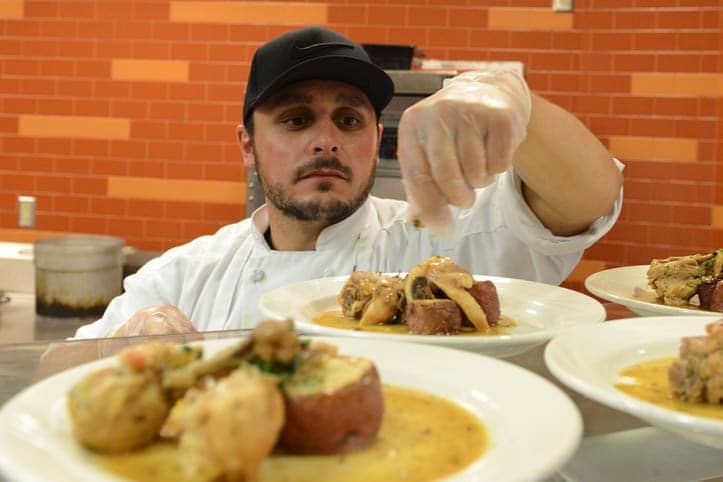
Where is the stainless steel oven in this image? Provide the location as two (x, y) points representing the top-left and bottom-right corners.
(244, 70), (455, 216)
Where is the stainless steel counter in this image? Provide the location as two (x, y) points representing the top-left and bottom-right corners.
(0, 291), (93, 344)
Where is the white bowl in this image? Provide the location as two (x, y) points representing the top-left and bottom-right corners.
(0, 336), (582, 482)
(259, 274), (606, 358)
(545, 315), (723, 449)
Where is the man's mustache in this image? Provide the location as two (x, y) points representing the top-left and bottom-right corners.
(294, 157), (352, 181)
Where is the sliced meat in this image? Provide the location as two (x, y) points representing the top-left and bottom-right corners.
(709, 281), (723, 313)
(467, 281), (500, 327)
(406, 256), (489, 330)
(405, 299), (462, 335)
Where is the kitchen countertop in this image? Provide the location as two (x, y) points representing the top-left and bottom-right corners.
(0, 291), (93, 344)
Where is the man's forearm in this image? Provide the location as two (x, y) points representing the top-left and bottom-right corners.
(514, 93), (622, 236)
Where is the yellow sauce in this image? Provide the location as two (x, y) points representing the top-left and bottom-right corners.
(615, 356), (723, 420)
(313, 310), (513, 336)
(97, 385), (488, 482)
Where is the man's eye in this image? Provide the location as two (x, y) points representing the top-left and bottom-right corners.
(337, 116), (361, 129)
(282, 116), (309, 128)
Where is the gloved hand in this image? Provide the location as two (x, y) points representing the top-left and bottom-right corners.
(109, 304), (198, 337)
(397, 69), (532, 237)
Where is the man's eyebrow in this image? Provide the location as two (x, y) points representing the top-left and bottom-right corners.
(268, 92), (312, 109)
(336, 93), (367, 107)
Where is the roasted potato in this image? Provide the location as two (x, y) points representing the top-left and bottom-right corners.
(67, 366), (169, 453)
(279, 353), (383, 454)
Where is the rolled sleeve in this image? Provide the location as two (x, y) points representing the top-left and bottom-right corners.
(497, 159), (624, 257)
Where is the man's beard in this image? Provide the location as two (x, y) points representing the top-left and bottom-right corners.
(256, 152), (376, 225)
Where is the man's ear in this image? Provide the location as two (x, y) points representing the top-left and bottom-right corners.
(237, 124), (255, 168)
(375, 122), (384, 166)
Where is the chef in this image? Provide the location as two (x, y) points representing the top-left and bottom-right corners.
(75, 26), (623, 338)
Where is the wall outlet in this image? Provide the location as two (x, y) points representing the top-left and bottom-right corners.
(552, 0), (573, 12)
(17, 196), (35, 228)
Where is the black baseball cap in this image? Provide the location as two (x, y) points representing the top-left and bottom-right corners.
(243, 26), (395, 125)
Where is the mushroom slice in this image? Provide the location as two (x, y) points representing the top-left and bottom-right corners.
(360, 276), (405, 325)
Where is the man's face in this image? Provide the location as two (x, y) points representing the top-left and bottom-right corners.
(243, 80), (382, 224)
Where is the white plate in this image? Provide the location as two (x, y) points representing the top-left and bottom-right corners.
(259, 275), (605, 358)
(585, 265), (711, 317)
(544, 315), (723, 449)
(0, 337), (582, 482)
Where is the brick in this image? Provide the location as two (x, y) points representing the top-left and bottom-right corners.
(611, 96), (654, 116)
(39, 59), (75, 76)
(508, 31), (553, 50)
(70, 215), (109, 234)
(72, 177), (108, 195)
(36, 214), (71, 232)
(488, 7), (573, 30)
(129, 161), (165, 178)
(110, 100), (147, 118)
(16, 156), (53, 172)
(168, 83), (206, 101)
(73, 139), (109, 157)
(132, 1), (168, 21)
(130, 42), (171, 60)
(90, 198), (127, 216)
(149, 102), (187, 121)
(186, 142), (223, 161)
(148, 141), (184, 160)
(190, 24), (229, 42)
(54, 157), (91, 174)
(39, 20), (77, 38)
(203, 203), (244, 221)
(55, 196), (90, 213)
(227, 24), (268, 42)
(36, 98), (74, 115)
(168, 122), (205, 141)
(429, 28), (470, 47)
(0, 98), (37, 114)
(130, 82), (168, 100)
(152, 23), (189, 42)
(170, 42), (208, 61)
(169, 1), (327, 26)
(37, 175), (71, 193)
(656, 9), (701, 29)
(24, 1), (58, 18)
(130, 121), (166, 139)
(166, 162), (204, 179)
(408, 7), (448, 27)
(329, 5), (368, 25)
(469, 30), (510, 49)
(165, 201), (203, 220)
(91, 158), (127, 176)
(204, 163), (243, 182)
(73, 99), (111, 117)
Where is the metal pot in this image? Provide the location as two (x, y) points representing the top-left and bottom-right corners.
(34, 235), (124, 317)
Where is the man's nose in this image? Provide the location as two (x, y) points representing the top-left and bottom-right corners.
(312, 119), (339, 154)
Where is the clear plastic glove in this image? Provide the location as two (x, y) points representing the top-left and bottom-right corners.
(397, 70), (532, 237)
(109, 304), (198, 337)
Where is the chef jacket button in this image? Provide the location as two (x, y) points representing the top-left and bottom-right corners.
(251, 269), (265, 282)
(322, 269), (334, 277)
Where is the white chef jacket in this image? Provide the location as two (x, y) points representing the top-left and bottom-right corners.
(75, 164), (623, 339)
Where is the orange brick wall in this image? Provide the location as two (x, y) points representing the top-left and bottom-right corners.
(0, 0), (721, 291)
